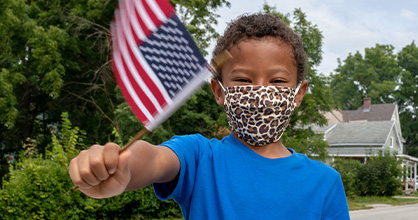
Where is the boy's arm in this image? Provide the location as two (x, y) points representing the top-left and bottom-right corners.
(125, 140), (180, 190)
(69, 141), (180, 199)
(322, 176), (350, 220)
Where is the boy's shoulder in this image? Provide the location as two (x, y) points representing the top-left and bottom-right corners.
(293, 151), (340, 178)
(160, 133), (220, 153)
(168, 133), (208, 142)
(164, 133), (231, 146)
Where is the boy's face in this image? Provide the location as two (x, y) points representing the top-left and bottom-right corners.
(211, 37), (307, 107)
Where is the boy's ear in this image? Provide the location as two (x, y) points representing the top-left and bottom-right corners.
(211, 78), (224, 106)
(295, 80), (308, 107)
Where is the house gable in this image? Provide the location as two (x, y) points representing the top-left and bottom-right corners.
(311, 98), (406, 156)
(318, 98), (418, 192)
(342, 103), (396, 122)
(326, 121), (394, 146)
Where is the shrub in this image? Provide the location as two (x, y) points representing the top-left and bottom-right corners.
(0, 112), (94, 219)
(332, 158), (362, 197)
(355, 150), (402, 196)
(0, 113), (181, 219)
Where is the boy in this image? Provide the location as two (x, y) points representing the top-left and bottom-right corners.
(69, 14), (350, 219)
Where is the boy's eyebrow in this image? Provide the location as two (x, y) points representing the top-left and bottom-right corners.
(267, 68), (292, 76)
(230, 68), (253, 75)
(230, 68), (292, 76)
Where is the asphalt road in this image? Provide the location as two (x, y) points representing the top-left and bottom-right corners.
(350, 203), (418, 220)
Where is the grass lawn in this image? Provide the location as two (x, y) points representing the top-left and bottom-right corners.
(347, 192), (418, 211)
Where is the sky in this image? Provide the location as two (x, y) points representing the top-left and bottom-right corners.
(205, 0), (418, 76)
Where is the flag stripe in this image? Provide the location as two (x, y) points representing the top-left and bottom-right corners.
(142, 0), (163, 28)
(133, 48), (173, 106)
(121, 0), (171, 107)
(133, 0), (157, 33)
(125, 37), (168, 109)
(121, 54), (158, 116)
(129, 22), (141, 45)
(119, 1), (166, 112)
(144, 0), (167, 22)
(126, 0), (145, 43)
(112, 61), (149, 125)
(112, 31), (149, 125)
(133, 1), (153, 38)
(114, 27), (154, 122)
(153, 0), (174, 18)
(115, 4), (157, 120)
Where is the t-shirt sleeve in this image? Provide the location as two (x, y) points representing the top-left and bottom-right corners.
(153, 134), (204, 203)
(321, 175), (350, 220)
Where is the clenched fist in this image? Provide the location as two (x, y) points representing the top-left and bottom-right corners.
(69, 143), (131, 198)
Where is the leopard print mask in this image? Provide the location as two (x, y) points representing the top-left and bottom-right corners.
(219, 82), (301, 146)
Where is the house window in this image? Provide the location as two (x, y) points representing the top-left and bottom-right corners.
(390, 137), (394, 148)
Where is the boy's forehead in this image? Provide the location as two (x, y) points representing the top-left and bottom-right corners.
(222, 37), (298, 83)
(229, 36), (289, 49)
(228, 37), (295, 62)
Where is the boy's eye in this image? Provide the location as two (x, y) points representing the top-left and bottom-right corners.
(272, 79), (286, 84)
(235, 78), (251, 83)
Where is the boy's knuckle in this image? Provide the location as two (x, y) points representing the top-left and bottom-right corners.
(97, 173), (109, 181)
(79, 168), (92, 178)
(90, 157), (103, 168)
(90, 144), (102, 151)
(73, 178), (84, 186)
(69, 158), (77, 166)
(104, 142), (120, 151)
(79, 150), (89, 157)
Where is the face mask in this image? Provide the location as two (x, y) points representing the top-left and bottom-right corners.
(219, 82), (301, 146)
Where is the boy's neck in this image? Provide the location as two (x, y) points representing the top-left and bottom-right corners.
(232, 133), (292, 159)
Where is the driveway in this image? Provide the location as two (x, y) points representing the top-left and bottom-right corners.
(350, 203), (418, 220)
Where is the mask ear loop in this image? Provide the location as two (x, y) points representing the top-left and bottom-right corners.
(295, 82), (302, 95)
(217, 80), (227, 92)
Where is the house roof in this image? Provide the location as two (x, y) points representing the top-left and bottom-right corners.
(342, 103), (395, 122)
(327, 146), (382, 155)
(309, 123), (336, 134)
(324, 121), (394, 146)
(323, 110), (343, 123)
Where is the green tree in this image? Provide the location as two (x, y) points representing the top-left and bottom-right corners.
(262, 4), (333, 159)
(173, 0), (230, 56)
(396, 41), (418, 157)
(329, 41), (417, 157)
(0, 0), (229, 185)
(0, 0), (95, 184)
(330, 44), (401, 110)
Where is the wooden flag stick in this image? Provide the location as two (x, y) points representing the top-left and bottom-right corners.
(120, 127), (150, 152)
(210, 50), (233, 76)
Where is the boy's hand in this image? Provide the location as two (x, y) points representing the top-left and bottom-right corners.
(69, 143), (131, 198)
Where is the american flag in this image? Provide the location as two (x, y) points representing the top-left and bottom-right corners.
(111, 0), (212, 131)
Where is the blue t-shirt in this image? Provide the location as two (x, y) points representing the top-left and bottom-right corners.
(153, 134), (350, 220)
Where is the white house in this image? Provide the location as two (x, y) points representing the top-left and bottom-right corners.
(312, 98), (418, 192)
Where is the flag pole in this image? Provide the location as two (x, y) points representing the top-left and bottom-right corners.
(210, 50), (233, 78)
(119, 128), (150, 152)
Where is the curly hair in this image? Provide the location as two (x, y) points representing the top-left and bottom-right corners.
(212, 13), (306, 83)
